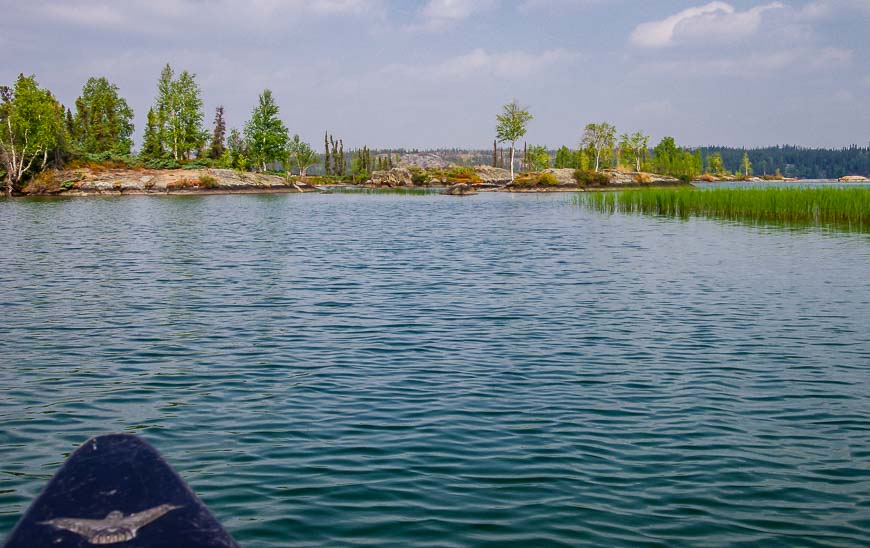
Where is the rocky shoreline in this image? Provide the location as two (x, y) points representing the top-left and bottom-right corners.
(19, 165), (689, 197)
(22, 167), (320, 196)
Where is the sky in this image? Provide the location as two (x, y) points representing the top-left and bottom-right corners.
(1, 0), (869, 150)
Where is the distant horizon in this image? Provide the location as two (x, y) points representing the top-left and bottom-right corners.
(2, 0), (869, 149)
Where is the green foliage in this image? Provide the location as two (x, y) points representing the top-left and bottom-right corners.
(538, 172), (559, 186)
(573, 169), (610, 186)
(287, 134), (318, 176)
(496, 100), (533, 145)
(528, 145), (550, 171)
(698, 145), (870, 179)
(198, 174), (219, 189)
(554, 146), (575, 169)
(140, 108), (163, 161)
(151, 64), (207, 161)
(706, 152), (726, 175)
(741, 152), (753, 177)
(408, 166), (429, 185)
(244, 89), (289, 171)
(574, 187), (870, 229)
(71, 77), (134, 156)
(351, 146), (374, 181)
(446, 166), (481, 183)
(652, 136), (702, 181)
(619, 131), (650, 172)
(582, 122), (617, 172)
(496, 100), (533, 180)
(226, 128), (248, 170)
(0, 74), (66, 193)
(144, 158), (181, 170)
(210, 106), (226, 160)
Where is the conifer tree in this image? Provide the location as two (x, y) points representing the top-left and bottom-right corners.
(209, 106), (226, 160)
(324, 131), (331, 175)
(141, 108), (163, 160)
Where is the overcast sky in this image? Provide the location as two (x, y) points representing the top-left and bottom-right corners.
(1, 0), (868, 150)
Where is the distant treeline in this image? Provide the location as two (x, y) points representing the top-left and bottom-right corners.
(698, 145), (870, 179)
(409, 145), (870, 179)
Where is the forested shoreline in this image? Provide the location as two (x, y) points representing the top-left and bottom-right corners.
(2, 68), (868, 196)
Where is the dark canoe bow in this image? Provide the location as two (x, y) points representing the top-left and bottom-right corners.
(3, 434), (238, 547)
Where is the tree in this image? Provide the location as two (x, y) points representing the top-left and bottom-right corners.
(653, 136), (679, 175)
(324, 131), (331, 175)
(619, 131), (650, 172)
(582, 122), (617, 172)
(71, 77), (134, 155)
(244, 89), (289, 172)
(554, 146), (576, 168)
(209, 106), (226, 160)
(0, 75), (66, 195)
(140, 108), (163, 160)
(227, 128), (248, 170)
(741, 152), (753, 177)
(495, 100), (533, 182)
(150, 64), (206, 161)
(528, 145), (550, 171)
(706, 152), (725, 175)
(287, 134), (318, 177)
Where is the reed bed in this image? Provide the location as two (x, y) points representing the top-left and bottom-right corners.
(573, 186), (870, 230)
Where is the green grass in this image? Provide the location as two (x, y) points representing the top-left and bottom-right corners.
(573, 187), (870, 230)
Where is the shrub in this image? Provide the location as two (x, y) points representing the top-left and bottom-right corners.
(408, 166), (430, 185)
(573, 170), (610, 186)
(446, 166), (481, 184)
(198, 175), (219, 189)
(634, 173), (652, 184)
(538, 172), (559, 186)
(145, 158), (181, 170)
(60, 180), (76, 190)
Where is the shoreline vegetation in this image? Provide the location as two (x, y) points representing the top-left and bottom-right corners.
(2, 67), (870, 199)
(573, 187), (870, 231)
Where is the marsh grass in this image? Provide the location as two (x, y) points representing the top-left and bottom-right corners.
(573, 187), (870, 230)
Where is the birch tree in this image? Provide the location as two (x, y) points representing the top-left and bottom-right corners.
(495, 100), (533, 182)
(619, 131), (650, 172)
(244, 90), (288, 172)
(582, 122), (617, 172)
(287, 134), (318, 178)
(151, 64), (206, 161)
(0, 75), (65, 196)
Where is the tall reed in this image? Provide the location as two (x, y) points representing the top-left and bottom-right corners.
(573, 187), (870, 230)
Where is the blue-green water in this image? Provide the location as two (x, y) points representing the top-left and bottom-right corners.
(1, 193), (869, 547)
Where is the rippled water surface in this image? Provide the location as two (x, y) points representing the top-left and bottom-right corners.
(2, 193), (869, 547)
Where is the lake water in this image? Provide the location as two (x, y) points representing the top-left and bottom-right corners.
(1, 192), (869, 547)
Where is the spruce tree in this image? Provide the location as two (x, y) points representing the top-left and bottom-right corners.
(324, 131), (331, 175)
(141, 108), (163, 160)
(209, 106), (226, 160)
(72, 76), (135, 155)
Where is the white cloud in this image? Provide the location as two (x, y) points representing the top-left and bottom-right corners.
(630, 2), (784, 48)
(382, 48), (578, 81)
(641, 46), (853, 76)
(409, 0), (497, 31)
(29, 0), (382, 30)
(519, 0), (606, 11)
(863, 76), (870, 88)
